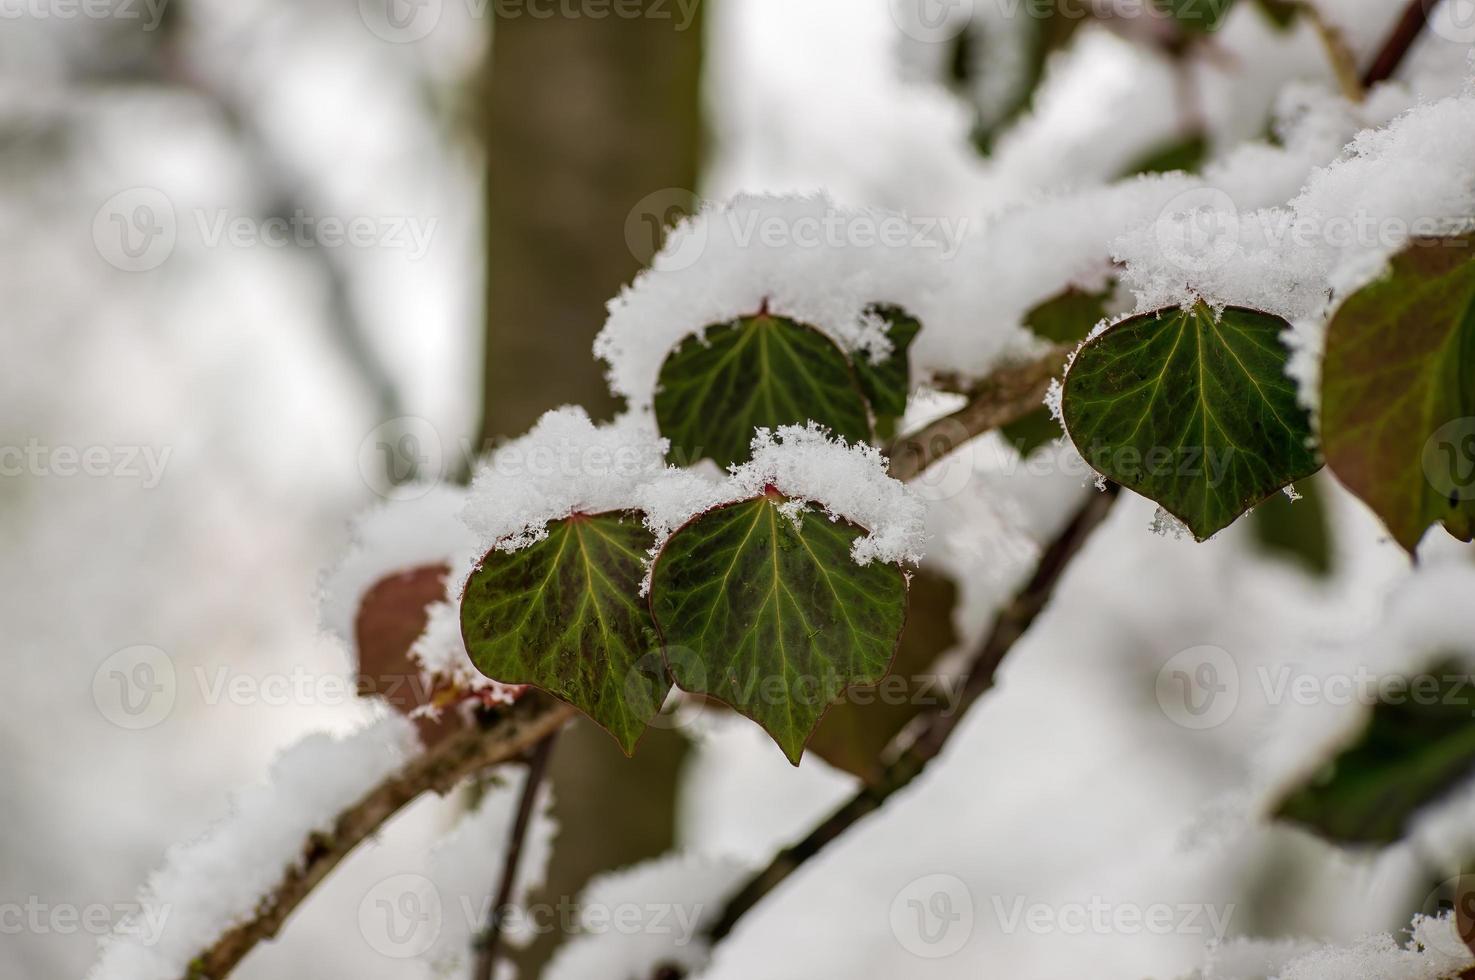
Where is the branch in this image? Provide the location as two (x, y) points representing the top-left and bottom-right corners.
(472, 731), (560, 980)
(181, 346), (1083, 978)
(187, 695), (576, 980)
(886, 345), (1071, 483)
(1361, 0), (1431, 89)
(705, 483), (1121, 943)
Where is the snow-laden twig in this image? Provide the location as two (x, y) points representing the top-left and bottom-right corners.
(185, 694), (575, 980)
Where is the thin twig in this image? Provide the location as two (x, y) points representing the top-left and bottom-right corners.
(886, 345), (1071, 483)
(186, 696), (576, 980)
(1361, 0), (1431, 89)
(472, 731), (560, 980)
(705, 484), (1122, 943)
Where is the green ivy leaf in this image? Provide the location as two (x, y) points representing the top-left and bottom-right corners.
(649, 493), (909, 764)
(1275, 660), (1475, 845)
(1062, 302), (1320, 540)
(654, 314), (872, 468)
(1320, 236), (1475, 554)
(460, 512), (667, 755)
(855, 304), (922, 442)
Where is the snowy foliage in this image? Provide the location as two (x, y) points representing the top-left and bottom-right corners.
(462, 407), (668, 552)
(39, 4), (1475, 980)
(594, 193), (1031, 406)
(641, 422), (927, 567)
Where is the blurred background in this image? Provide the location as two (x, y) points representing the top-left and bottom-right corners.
(3, 1), (1474, 977)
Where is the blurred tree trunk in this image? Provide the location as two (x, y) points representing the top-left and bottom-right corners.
(478, 2), (705, 442)
(476, 5), (705, 974)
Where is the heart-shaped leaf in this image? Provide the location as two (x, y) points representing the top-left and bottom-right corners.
(649, 492), (908, 764)
(654, 314), (872, 468)
(460, 512), (667, 755)
(1320, 236), (1475, 554)
(1274, 659), (1475, 846)
(854, 304), (921, 441)
(1062, 302), (1320, 540)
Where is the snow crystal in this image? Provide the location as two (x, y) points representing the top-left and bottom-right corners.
(594, 192), (1004, 412)
(462, 407), (668, 552)
(418, 770), (557, 976)
(1150, 507), (1193, 540)
(88, 715), (421, 980)
(1195, 914), (1474, 979)
(542, 852), (751, 980)
(320, 484), (479, 645)
(633, 462), (731, 542)
(736, 424), (927, 565)
(644, 423), (927, 569)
